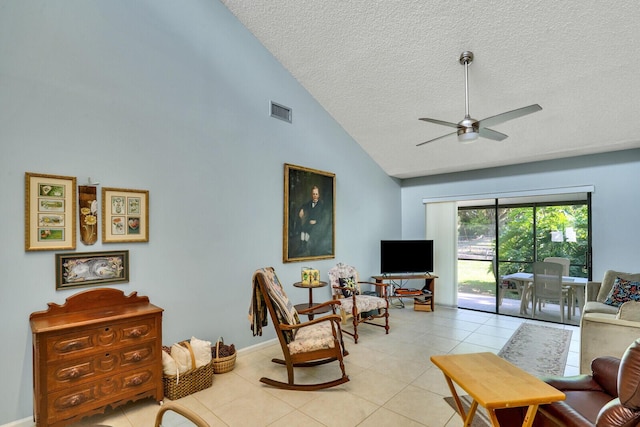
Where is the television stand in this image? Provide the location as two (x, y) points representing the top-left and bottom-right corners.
(371, 274), (437, 311)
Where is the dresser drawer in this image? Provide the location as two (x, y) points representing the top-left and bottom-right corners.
(44, 316), (158, 361)
(44, 367), (159, 425)
(46, 342), (158, 392)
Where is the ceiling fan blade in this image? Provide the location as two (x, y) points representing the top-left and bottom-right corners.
(479, 127), (508, 141)
(419, 117), (460, 129)
(416, 131), (457, 146)
(478, 104), (542, 128)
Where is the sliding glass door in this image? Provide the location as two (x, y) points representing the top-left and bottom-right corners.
(533, 204), (589, 277)
(457, 195), (591, 323)
(458, 206), (498, 311)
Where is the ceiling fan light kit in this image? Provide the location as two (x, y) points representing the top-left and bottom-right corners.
(418, 51), (541, 146)
(457, 116), (479, 143)
(458, 131), (479, 143)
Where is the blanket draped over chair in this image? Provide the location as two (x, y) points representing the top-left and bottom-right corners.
(249, 267), (300, 341)
(249, 269), (269, 337)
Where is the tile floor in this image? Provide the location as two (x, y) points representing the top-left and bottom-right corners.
(61, 303), (580, 427)
(458, 292), (582, 326)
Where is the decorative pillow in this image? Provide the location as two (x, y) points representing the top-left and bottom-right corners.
(596, 270), (640, 302)
(162, 348), (178, 376)
(604, 277), (640, 307)
(190, 336), (212, 368)
(170, 342), (193, 374)
(339, 276), (358, 297)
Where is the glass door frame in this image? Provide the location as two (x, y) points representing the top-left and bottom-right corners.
(457, 194), (592, 316)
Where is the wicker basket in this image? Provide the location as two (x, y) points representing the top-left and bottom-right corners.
(162, 341), (214, 400)
(212, 337), (236, 374)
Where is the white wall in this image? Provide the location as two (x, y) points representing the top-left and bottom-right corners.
(0, 1), (401, 423)
(401, 149), (640, 292)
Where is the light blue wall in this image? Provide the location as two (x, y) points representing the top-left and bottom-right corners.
(401, 149), (640, 283)
(0, 1), (401, 423)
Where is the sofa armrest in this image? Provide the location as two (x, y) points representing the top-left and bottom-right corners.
(586, 281), (602, 302)
(617, 301), (640, 322)
(580, 313), (640, 374)
(542, 375), (606, 393)
(591, 356), (621, 397)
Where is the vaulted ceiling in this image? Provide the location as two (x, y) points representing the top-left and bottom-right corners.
(221, 1), (640, 179)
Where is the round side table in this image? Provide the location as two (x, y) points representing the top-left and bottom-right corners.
(293, 281), (330, 320)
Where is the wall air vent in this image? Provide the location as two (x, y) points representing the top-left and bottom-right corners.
(270, 101), (292, 123)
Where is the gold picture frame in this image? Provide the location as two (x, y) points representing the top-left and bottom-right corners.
(102, 187), (149, 243)
(283, 163), (335, 263)
(56, 250), (129, 289)
(25, 172), (77, 251)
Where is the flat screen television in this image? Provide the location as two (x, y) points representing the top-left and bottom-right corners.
(380, 240), (434, 274)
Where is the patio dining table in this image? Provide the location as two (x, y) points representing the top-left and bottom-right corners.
(501, 272), (588, 315)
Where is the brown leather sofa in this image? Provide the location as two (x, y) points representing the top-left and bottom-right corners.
(497, 339), (640, 426)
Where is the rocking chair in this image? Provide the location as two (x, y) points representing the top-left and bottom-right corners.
(250, 267), (349, 391)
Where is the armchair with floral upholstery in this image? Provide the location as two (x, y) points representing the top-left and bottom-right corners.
(327, 263), (389, 343)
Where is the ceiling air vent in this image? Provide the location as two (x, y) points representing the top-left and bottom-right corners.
(270, 101), (292, 123)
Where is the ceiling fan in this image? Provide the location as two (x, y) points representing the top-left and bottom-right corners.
(417, 51), (541, 146)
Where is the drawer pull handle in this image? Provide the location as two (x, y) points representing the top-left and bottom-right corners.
(130, 376), (143, 386)
(62, 341), (82, 351)
(68, 395), (84, 406)
(128, 329), (143, 338)
(68, 368), (80, 378)
(131, 352), (142, 362)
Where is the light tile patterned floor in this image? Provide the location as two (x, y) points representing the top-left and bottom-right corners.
(458, 292), (582, 326)
(59, 304), (580, 427)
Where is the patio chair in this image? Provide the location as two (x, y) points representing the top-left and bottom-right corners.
(532, 261), (572, 323)
(544, 256), (578, 314)
(543, 257), (570, 275)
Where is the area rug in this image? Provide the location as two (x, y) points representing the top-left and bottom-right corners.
(444, 395), (491, 427)
(498, 323), (572, 377)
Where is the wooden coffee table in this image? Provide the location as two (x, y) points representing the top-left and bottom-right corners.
(430, 352), (565, 427)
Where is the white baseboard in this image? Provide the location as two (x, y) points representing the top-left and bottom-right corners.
(1, 417), (33, 427)
(237, 338), (276, 354)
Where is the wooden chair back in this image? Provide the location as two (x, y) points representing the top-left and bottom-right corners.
(255, 267), (299, 345)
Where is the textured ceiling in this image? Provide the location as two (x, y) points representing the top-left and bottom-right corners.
(220, 0), (640, 178)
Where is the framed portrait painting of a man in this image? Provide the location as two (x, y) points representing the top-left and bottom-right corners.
(283, 163), (335, 263)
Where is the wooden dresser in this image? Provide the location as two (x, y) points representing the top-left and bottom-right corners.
(30, 288), (164, 427)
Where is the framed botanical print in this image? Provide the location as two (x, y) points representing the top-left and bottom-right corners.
(102, 187), (149, 243)
(283, 163), (335, 262)
(25, 172), (77, 251)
